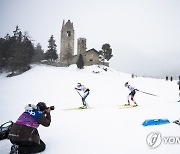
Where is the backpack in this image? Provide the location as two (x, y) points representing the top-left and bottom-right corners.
(0, 121), (14, 140)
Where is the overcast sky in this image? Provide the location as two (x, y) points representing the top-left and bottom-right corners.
(0, 0), (180, 78)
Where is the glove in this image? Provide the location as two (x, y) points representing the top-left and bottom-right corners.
(135, 89), (139, 91)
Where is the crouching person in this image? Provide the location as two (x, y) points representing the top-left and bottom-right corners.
(8, 102), (52, 154)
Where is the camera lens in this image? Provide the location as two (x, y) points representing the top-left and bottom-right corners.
(50, 106), (55, 110)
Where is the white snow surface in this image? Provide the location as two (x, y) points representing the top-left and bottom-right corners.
(0, 64), (180, 154)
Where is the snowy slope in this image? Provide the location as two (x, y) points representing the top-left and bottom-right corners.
(0, 64), (180, 154)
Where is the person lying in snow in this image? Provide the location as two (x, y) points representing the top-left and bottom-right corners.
(124, 82), (138, 106)
(8, 102), (52, 154)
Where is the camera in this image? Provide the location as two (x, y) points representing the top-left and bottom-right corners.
(49, 106), (55, 110)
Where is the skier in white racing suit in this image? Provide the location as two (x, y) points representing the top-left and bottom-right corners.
(125, 82), (138, 106)
(75, 83), (90, 108)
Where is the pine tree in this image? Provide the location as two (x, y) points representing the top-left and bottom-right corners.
(76, 54), (84, 69)
(99, 43), (113, 63)
(7, 26), (34, 74)
(32, 43), (45, 63)
(0, 38), (6, 70)
(0, 26), (35, 75)
(45, 35), (58, 61)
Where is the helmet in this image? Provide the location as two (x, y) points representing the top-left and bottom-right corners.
(77, 83), (81, 87)
(25, 104), (37, 110)
(36, 102), (48, 111)
(125, 82), (128, 87)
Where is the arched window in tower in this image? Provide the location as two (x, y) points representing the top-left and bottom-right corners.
(90, 54), (94, 61)
(67, 31), (71, 37)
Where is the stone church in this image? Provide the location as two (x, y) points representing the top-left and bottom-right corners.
(59, 20), (108, 66)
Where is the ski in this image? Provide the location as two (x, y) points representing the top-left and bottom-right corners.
(119, 104), (138, 109)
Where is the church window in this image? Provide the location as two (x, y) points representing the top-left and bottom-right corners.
(67, 31), (71, 37)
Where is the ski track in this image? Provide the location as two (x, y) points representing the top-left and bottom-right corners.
(0, 64), (180, 154)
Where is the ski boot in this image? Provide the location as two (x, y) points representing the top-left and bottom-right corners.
(124, 100), (130, 106)
(80, 105), (87, 109)
(10, 144), (18, 154)
(133, 102), (138, 107)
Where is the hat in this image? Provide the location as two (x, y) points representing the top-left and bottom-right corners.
(77, 83), (81, 87)
(25, 104), (37, 111)
(36, 102), (48, 111)
(125, 82), (128, 86)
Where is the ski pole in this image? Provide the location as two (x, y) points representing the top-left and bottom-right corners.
(75, 89), (90, 108)
(138, 90), (158, 97)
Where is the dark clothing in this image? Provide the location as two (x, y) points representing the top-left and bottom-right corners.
(177, 81), (180, 97)
(178, 81), (180, 90)
(9, 112), (51, 144)
(8, 109), (51, 153)
(129, 89), (136, 97)
(11, 139), (45, 153)
(84, 88), (90, 93)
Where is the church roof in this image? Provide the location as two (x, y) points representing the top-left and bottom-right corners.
(86, 48), (99, 54)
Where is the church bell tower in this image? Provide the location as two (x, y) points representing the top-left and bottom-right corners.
(60, 20), (75, 63)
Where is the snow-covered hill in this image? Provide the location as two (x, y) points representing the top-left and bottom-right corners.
(0, 64), (180, 154)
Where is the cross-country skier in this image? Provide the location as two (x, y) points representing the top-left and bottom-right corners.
(75, 83), (90, 108)
(124, 82), (138, 106)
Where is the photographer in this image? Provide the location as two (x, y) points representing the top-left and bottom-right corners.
(8, 102), (54, 154)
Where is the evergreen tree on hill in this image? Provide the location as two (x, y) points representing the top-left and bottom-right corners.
(99, 43), (113, 63)
(0, 38), (6, 70)
(7, 26), (34, 75)
(76, 54), (84, 69)
(45, 35), (58, 61)
(32, 43), (45, 63)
